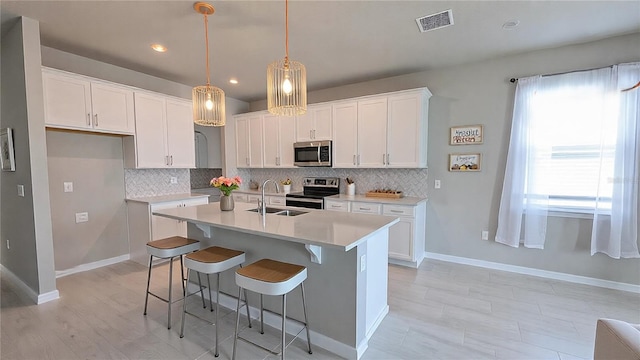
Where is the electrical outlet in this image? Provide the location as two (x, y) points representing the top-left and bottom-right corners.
(17, 185), (24, 197)
(360, 254), (366, 272)
(481, 230), (489, 240)
(64, 182), (73, 192)
(6, 239), (9, 249)
(435, 180), (441, 189)
(170, 177), (178, 184)
(75, 212), (89, 223)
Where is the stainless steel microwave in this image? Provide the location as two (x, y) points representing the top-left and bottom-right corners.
(293, 141), (332, 167)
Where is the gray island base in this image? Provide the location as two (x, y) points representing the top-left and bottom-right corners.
(153, 201), (399, 359)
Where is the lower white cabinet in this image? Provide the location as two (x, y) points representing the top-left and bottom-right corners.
(268, 196), (286, 206)
(325, 198), (426, 267)
(232, 193), (248, 203)
(127, 197), (208, 264)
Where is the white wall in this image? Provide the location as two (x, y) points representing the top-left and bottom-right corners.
(250, 32), (640, 285)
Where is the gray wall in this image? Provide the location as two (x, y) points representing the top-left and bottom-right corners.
(0, 17), (57, 295)
(250, 32), (640, 285)
(46, 130), (129, 271)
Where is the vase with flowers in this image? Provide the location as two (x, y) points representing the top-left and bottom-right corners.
(210, 176), (242, 211)
(280, 178), (292, 194)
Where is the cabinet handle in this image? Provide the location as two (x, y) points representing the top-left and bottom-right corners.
(94, 114), (99, 126)
(390, 209), (403, 213)
(357, 154), (360, 165)
(313, 129), (316, 139)
(353, 155), (356, 165)
(170, 155), (173, 165)
(165, 156), (168, 165)
(360, 207), (371, 211)
(382, 154), (386, 165)
(86, 113), (91, 125)
(387, 153), (390, 165)
(331, 205), (341, 208)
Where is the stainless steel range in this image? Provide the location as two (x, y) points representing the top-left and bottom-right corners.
(285, 177), (340, 209)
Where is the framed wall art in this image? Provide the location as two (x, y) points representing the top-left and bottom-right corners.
(1, 128), (16, 172)
(449, 153), (481, 172)
(450, 124), (483, 145)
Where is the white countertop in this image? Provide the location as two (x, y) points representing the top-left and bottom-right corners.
(153, 202), (399, 251)
(326, 194), (427, 206)
(125, 193), (209, 204)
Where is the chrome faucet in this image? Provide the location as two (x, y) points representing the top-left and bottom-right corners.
(260, 179), (280, 215)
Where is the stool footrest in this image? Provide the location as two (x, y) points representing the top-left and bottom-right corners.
(147, 291), (186, 306)
(236, 325), (307, 356)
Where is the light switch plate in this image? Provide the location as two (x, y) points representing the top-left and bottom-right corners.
(170, 177), (178, 184)
(435, 180), (441, 189)
(481, 230), (489, 240)
(17, 185), (25, 197)
(75, 212), (89, 223)
(64, 182), (73, 192)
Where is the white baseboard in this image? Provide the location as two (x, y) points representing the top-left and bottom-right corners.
(425, 252), (640, 294)
(55, 254), (130, 278)
(188, 283), (360, 359)
(0, 264), (60, 304)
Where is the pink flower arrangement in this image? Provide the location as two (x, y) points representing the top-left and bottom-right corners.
(210, 176), (242, 196)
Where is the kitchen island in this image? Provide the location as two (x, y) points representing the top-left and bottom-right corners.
(153, 201), (398, 360)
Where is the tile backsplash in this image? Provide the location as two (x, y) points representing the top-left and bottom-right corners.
(190, 168), (223, 189)
(124, 169), (190, 198)
(238, 168), (428, 198)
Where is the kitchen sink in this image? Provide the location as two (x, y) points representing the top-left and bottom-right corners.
(246, 207), (283, 214)
(275, 209), (308, 217)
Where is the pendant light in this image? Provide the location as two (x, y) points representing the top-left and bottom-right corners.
(193, 2), (225, 126)
(267, 0), (307, 116)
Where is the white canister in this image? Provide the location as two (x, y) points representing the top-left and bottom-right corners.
(346, 183), (356, 196)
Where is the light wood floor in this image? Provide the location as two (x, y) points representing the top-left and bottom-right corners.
(1, 259), (638, 359)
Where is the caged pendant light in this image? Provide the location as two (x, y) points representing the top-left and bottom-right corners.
(267, 0), (307, 116)
(192, 2), (225, 126)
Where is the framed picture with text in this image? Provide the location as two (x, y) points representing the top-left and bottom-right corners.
(1, 128), (15, 172)
(450, 125), (483, 145)
(449, 153), (481, 172)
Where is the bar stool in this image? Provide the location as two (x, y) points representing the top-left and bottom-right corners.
(232, 259), (312, 360)
(143, 236), (204, 329)
(179, 246), (253, 357)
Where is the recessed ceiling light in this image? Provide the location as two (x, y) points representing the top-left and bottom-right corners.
(229, 79), (239, 84)
(502, 20), (520, 30)
(151, 44), (167, 52)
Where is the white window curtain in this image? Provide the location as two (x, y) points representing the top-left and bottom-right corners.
(592, 63), (640, 258)
(496, 63), (640, 258)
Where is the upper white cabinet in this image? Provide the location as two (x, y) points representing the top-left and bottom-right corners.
(123, 91), (195, 168)
(235, 113), (264, 168)
(296, 104), (332, 141)
(263, 114), (296, 168)
(332, 96), (387, 168)
(43, 68), (135, 134)
(386, 90), (429, 168)
(332, 89), (430, 168)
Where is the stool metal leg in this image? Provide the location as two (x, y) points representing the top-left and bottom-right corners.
(244, 288), (252, 328)
(214, 272), (220, 357)
(260, 294), (264, 334)
(301, 282), (313, 354)
(232, 287), (242, 360)
(167, 256), (175, 329)
(207, 274), (214, 312)
(281, 293), (286, 360)
(179, 268), (191, 338)
(179, 255), (186, 294)
(143, 255), (153, 315)
(196, 272), (206, 309)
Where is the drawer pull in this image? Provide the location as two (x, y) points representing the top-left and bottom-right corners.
(359, 207), (371, 211)
(390, 210), (403, 213)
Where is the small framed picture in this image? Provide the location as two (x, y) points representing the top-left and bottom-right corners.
(1, 128), (16, 172)
(450, 125), (483, 145)
(449, 153), (481, 172)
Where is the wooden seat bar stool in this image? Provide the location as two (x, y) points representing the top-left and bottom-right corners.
(143, 236), (204, 329)
(232, 259), (312, 360)
(180, 246), (253, 357)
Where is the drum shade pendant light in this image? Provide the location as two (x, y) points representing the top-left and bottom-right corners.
(267, 0), (307, 116)
(192, 2), (225, 126)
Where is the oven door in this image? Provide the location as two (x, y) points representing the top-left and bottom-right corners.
(294, 141), (331, 167)
(285, 197), (324, 209)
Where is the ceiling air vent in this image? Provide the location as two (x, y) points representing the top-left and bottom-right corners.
(416, 9), (454, 33)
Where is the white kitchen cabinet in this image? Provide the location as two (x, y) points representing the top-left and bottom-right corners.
(325, 199), (350, 212)
(268, 196), (287, 206)
(383, 203), (426, 267)
(127, 197), (208, 264)
(263, 114), (296, 168)
(232, 193), (248, 203)
(43, 68), (135, 134)
(123, 92), (195, 168)
(386, 90), (430, 168)
(332, 97), (387, 168)
(235, 113), (264, 168)
(296, 104), (332, 141)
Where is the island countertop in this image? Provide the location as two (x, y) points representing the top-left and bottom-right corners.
(153, 201), (399, 251)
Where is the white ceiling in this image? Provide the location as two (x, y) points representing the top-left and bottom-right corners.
(2, 1), (639, 102)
